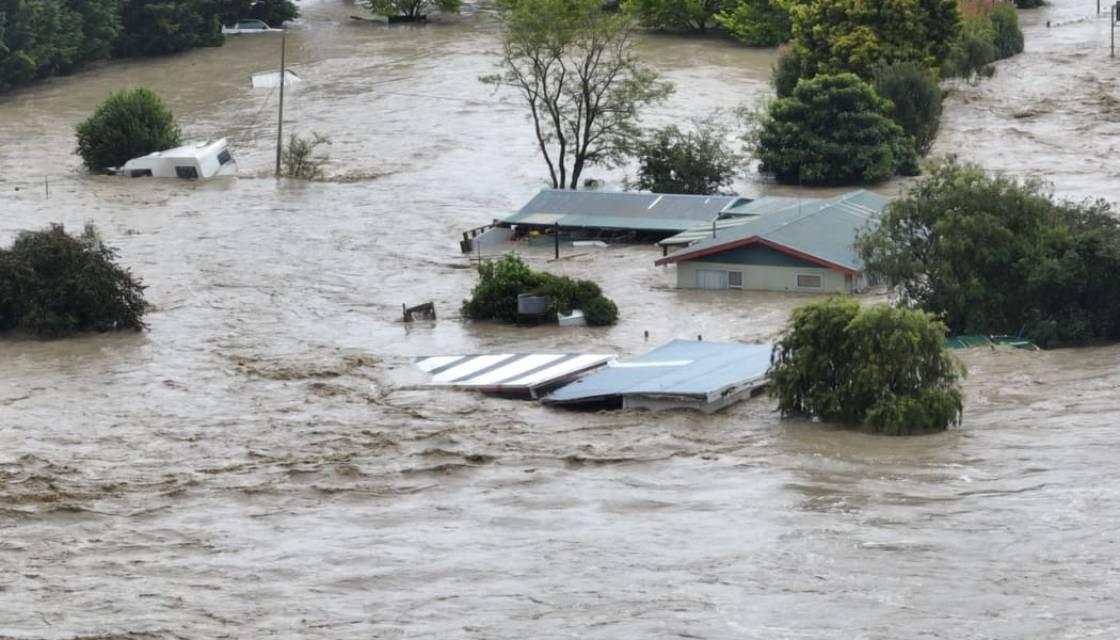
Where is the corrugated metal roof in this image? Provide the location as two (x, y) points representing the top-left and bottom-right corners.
(543, 340), (773, 405)
(655, 190), (890, 272)
(501, 190), (748, 232)
(416, 353), (614, 393)
(720, 195), (806, 217)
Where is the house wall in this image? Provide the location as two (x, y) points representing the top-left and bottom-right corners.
(690, 243), (820, 269)
(675, 259), (851, 294)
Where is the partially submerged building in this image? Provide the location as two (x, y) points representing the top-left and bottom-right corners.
(654, 190), (890, 294)
(543, 340), (773, 413)
(497, 190), (750, 242)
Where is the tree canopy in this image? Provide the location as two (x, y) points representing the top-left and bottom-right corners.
(769, 297), (965, 435)
(789, 0), (961, 79)
(633, 120), (741, 194)
(622, 0), (724, 31)
(364, 0), (460, 18)
(0, 223), (148, 338)
(483, 0), (672, 189)
(75, 87), (182, 171)
(857, 160), (1120, 347)
(872, 61), (942, 156)
(715, 0), (792, 46)
(754, 72), (917, 185)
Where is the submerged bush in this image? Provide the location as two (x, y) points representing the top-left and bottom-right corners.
(0, 224), (148, 338)
(771, 46), (802, 98)
(633, 120), (742, 195)
(283, 132), (331, 180)
(769, 297), (965, 435)
(989, 3), (1024, 59)
(461, 253), (619, 326)
(75, 88), (181, 171)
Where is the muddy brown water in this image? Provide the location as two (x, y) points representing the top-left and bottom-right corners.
(3, 1), (1120, 637)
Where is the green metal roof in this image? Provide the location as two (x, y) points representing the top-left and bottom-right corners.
(655, 190), (891, 272)
(501, 190), (748, 233)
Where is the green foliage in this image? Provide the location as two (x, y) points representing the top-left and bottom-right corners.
(633, 119), (742, 194)
(282, 132), (331, 180)
(622, 0), (723, 31)
(988, 3), (1023, 59)
(483, 0), (672, 189)
(0, 0), (121, 92)
(714, 0), (791, 45)
(789, 0), (961, 79)
(581, 294), (619, 326)
(0, 223), (148, 338)
(857, 159), (1120, 347)
(365, 0), (460, 17)
(771, 46), (801, 97)
(872, 61), (942, 155)
(769, 297), (965, 435)
(115, 0), (224, 57)
(220, 0), (300, 26)
(461, 253), (619, 326)
(75, 87), (181, 171)
(754, 73), (917, 186)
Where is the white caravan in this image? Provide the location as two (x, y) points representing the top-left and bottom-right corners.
(117, 139), (237, 179)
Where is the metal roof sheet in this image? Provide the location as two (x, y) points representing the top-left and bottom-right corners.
(501, 190), (747, 232)
(544, 340), (773, 405)
(655, 190), (890, 272)
(415, 353), (614, 393)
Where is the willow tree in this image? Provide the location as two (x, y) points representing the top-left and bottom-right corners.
(483, 0), (672, 189)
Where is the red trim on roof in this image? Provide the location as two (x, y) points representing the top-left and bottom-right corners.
(654, 236), (857, 275)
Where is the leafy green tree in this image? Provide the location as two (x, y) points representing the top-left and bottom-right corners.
(0, 0), (121, 92)
(483, 0), (672, 189)
(872, 61), (942, 155)
(75, 87), (182, 171)
(115, 0), (224, 57)
(633, 119), (742, 194)
(364, 0), (460, 18)
(0, 223), (148, 338)
(753, 73), (917, 185)
(622, 0), (723, 31)
(219, 0), (300, 26)
(715, 0), (791, 45)
(857, 159), (1120, 347)
(461, 253), (619, 326)
(769, 297), (965, 435)
(790, 0), (961, 79)
(771, 46), (801, 97)
(941, 19), (995, 82)
(282, 132), (331, 180)
(988, 4), (1023, 59)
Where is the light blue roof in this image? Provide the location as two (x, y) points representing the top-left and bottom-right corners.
(656, 190), (890, 272)
(544, 340), (773, 405)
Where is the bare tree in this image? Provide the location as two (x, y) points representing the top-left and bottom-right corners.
(482, 0), (672, 189)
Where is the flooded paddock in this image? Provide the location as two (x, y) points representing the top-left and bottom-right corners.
(2, 0), (1120, 637)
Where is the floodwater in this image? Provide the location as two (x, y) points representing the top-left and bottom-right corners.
(2, 0), (1120, 637)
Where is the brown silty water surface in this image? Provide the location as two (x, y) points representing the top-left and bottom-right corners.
(2, 1), (1120, 637)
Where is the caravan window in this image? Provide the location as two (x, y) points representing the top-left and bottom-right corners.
(129, 169), (152, 178)
(175, 165), (199, 179)
(217, 149), (232, 165)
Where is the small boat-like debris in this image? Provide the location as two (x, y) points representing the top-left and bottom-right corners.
(222, 19), (282, 35)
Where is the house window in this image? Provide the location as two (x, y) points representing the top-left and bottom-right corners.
(728, 271), (743, 288)
(796, 273), (822, 289)
(175, 165), (199, 179)
(217, 149), (232, 165)
(129, 169), (152, 178)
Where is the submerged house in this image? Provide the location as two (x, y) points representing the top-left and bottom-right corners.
(654, 190), (890, 294)
(497, 190), (750, 242)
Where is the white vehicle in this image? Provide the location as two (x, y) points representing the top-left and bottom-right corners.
(222, 19), (281, 34)
(117, 139), (237, 179)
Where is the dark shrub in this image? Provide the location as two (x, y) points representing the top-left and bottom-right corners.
(581, 295), (619, 326)
(873, 61), (943, 156)
(989, 4), (1024, 60)
(771, 46), (801, 98)
(75, 87), (182, 171)
(0, 224), (148, 338)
